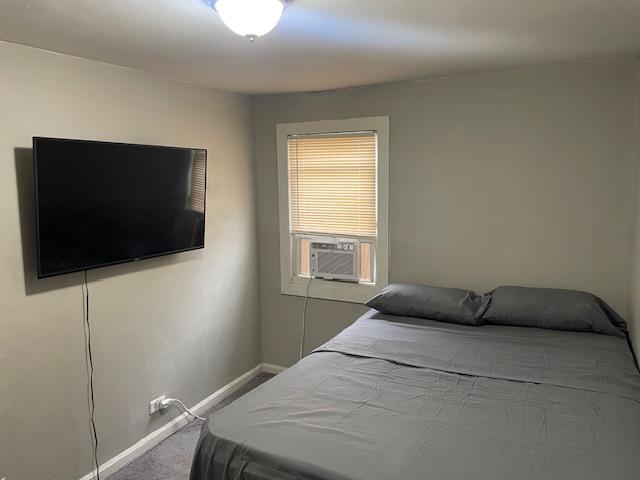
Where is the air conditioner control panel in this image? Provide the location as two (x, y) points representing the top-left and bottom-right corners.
(310, 241), (356, 251)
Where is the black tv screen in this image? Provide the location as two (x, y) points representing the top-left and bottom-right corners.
(34, 137), (207, 278)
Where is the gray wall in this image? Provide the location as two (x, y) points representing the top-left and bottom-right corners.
(0, 41), (261, 480)
(2, 41), (639, 480)
(254, 59), (640, 367)
(628, 59), (640, 356)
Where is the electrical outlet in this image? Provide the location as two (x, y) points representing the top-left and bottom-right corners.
(149, 395), (167, 415)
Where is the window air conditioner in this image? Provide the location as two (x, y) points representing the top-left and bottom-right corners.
(310, 238), (359, 282)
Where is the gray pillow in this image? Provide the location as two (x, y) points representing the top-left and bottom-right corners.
(483, 286), (627, 337)
(366, 283), (490, 326)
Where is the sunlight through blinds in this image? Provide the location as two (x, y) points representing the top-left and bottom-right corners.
(288, 132), (377, 237)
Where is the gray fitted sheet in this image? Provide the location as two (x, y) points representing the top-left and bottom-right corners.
(191, 310), (640, 480)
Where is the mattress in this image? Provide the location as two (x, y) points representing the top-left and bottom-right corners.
(191, 310), (640, 480)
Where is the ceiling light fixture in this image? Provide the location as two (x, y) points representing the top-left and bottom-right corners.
(213, 0), (288, 41)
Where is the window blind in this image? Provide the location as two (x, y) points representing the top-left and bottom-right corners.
(188, 150), (206, 213)
(288, 132), (377, 237)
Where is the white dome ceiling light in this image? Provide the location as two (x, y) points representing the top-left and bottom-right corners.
(213, 0), (288, 41)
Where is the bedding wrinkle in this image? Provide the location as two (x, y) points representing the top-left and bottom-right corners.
(495, 400), (513, 476)
(192, 311), (640, 480)
(315, 312), (640, 403)
(526, 409), (548, 480)
(585, 392), (600, 456)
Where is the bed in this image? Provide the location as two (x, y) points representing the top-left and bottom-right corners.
(191, 298), (640, 479)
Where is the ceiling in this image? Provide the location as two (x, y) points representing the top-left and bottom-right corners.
(1, 0), (639, 94)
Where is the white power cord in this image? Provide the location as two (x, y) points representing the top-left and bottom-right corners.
(160, 397), (206, 421)
(299, 276), (312, 360)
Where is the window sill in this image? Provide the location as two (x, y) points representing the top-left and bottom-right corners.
(281, 276), (382, 304)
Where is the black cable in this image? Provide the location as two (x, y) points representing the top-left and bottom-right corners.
(84, 270), (100, 480)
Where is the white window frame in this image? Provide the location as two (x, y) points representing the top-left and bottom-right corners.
(277, 116), (389, 303)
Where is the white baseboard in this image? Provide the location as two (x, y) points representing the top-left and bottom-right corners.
(78, 362), (283, 480)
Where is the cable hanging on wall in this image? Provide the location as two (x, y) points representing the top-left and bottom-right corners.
(299, 276), (312, 360)
(83, 270), (100, 480)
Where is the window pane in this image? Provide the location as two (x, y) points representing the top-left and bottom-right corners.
(299, 237), (311, 276)
(359, 242), (373, 283)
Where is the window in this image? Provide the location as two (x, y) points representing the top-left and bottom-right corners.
(277, 117), (389, 303)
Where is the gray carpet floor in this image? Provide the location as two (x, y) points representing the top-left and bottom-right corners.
(108, 372), (274, 480)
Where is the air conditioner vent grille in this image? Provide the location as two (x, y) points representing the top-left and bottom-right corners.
(317, 251), (354, 276)
(310, 238), (359, 282)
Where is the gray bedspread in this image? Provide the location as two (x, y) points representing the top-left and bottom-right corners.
(191, 310), (640, 480)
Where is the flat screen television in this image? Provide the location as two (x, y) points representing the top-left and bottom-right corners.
(34, 137), (207, 278)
